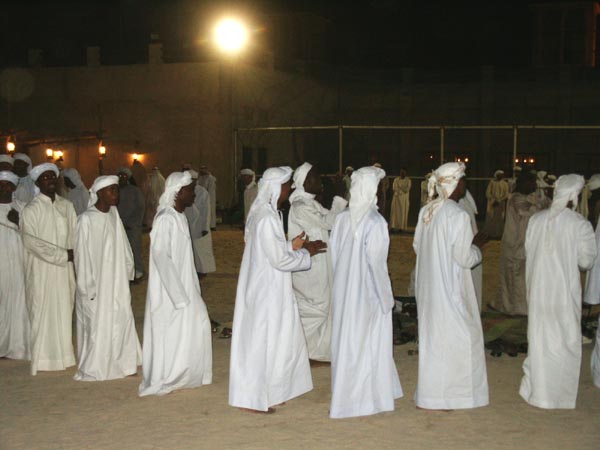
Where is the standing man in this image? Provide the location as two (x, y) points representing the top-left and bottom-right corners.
(389, 168), (411, 232)
(240, 168), (258, 222)
(62, 168), (89, 216)
(117, 167), (145, 281)
(490, 172), (544, 315)
(329, 166), (403, 419)
(420, 173), (431, 207)
(520, 174), (596, 409)
(458, 187), (483, 311)
(288, 162), (347, 362)
(74, 175), (142, 381)
(342, 166), (354, 201)
(584, 217), (600, 388)
(229, 167), (326, 413)
(139, 171), (213, 396)
(12, 153), (35, 204)
(197, 165), (217, 230)
(145, 166), (165, 229)
(0, 171), (30, 360)
(483, 170), (509, 238)
(413, 162), (489, 410)
(186, 170), (216, 276)
(22, 163), (77, 375)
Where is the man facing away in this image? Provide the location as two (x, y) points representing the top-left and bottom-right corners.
(329, 166), (403, 419)
(62, 168), (89, 216)
(0, 170), (30, 360)
(288, 162), (347, 362)
(12, 153), (36, 204)
(389, 168), (411, 232)
(584, 217), (600, 388)
(520, 174), (596, 409)
(139, 171), (212, 396)
(229, 166), (326, 414)
(197, 165), (217, 230)
(483, 169), (509, 238)
(22, 163), (77, 375)
(413, 162), (489, 410)
(74, 175), (142, 381)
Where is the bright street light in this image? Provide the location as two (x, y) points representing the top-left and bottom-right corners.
(214, 18), (248, 54)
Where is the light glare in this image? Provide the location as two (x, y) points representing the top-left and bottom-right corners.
(214, 18), (248, 54)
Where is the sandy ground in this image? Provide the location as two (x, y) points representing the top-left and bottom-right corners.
(2, 227), (599, 450)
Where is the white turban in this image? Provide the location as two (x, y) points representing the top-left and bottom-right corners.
(13, 153), (32, 173)
(349, 166), (385, 233)
(63, 168), (85, 188)
(289, 162), (313, 204)
(30, 163), (59, 182)
(0, 170), (19, 186)
(0, 155), (14, 166)
(513, 166), (522, 172)
(345, 166), (354, 172)
(423, 162), (466, 224)
(88, 175), (118, 208)
(158, 171), (193, 212)
(118, 167), (132, 177)
(373, 163), (383, 169)
(240, 168), (255, 176)
(587, 174), (600, 192)
(494, 170), (504, 177)
(547, 174), (557, 181)
(188, 169), (199, 180)
(550, 174), (584, 218)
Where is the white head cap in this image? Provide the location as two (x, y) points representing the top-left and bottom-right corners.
(0, 155), (14, 166)
(88, 175), (119, 208)
(550, 174), (584, 218)
(240, 168), (255, 176)
(117, 167), (132, 177)
(63, 168), (85, 188)
(158, 171), (193, 212)
(13, 153), (32, 173)
(423, 162), (466, 224)
(587, 174), (600, 191)
(349, 166), (385, 233)
(0, 170), (19, 186)
(289, 162), (313, 203)
(494, 169), (504, 177)
(30, 163), (59, 182)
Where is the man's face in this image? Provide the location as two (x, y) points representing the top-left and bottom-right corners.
(13, 160), (29, 177)
(303, 167), (323, 195)
(400, 169), (407, 178)
(118, 173), (129, 186)
(0, 162), (13, 171)
(36, 171), (57, 196)
(454, 178), (467, 199)
(97, 184), (120, 206)
(241, 174), (253, 186)
(0, 180), (16, 201)
(177, 183), (196, 209)
(496, 173), (504, 181)
(278, 180), (292, 207)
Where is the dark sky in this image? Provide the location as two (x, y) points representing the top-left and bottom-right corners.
(0, 0), (542, 69)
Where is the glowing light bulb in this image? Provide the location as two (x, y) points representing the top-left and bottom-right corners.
(214, 18), (249, 54)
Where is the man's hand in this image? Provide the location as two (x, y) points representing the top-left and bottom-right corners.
(7, 209), (19, 226)
(303, 239), (327, 257)
(292, 231), (307, 250)
(67, 249), (74, 262)
(202, 230), (209, 237)
(472, 231), (489, 250)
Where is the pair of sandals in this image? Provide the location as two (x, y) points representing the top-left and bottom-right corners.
(210, 319), (232, 339)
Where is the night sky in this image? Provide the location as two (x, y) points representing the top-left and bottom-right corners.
(0, 0), (539, 69)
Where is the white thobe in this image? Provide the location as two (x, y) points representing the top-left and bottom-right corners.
(343, 175), (352, 201)
(139, 207), (212, 396)
(66, 186), (90, 216)
(520, 208), (596, 409)
(389, 177), (411, 230)
(413, 200), (488, 409)
(585, 223), (600, 388)
(0, 202), (30, 360)
(198, 174), (217, 229)
(288, 194), (347, 362)
(22, 194), (77, 375)
(329, 209), (403, 418)
(229, 204), (313, 411)
(185, 185), (216, 274)
(15, 176), (35, 204)
(74, 206), (142, 381)
(243, 182), (258, 221)
(458, 192), (483, 311)
(484, 179), (509, 238)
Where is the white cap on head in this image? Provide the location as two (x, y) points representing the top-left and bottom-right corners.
(494, 170), (504, 177)
(240, 168), (255, 176)
(63, 168), (85, 188)
(117, 167), (132, 177)
(13, 153), (32, 173)
(0, 170), (19, 186)
(289, 162), (313, 203)
(30, 163), (59, 182)
(0, 155), (14, 166)
(373, 163), (383, 169)
(513, 166), (522, 172)
(550, 174), (584, 218)
(423, 162), (466, 224)
(88, 175), (119, 208)
(188, 169), (199, 180)
(158, 171), (193, 212)
(345, 166), (354, 172)
(349, 166), (385, 232)
(587, 174), (600, 191)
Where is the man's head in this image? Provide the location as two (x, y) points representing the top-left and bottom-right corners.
(31, 163), (60, 199)
(117, 168), (132, 187)
(0, 155), (14, 172)
(0, 171), (18, 203)
(159, 171), (195, 213)
(515, 172), (537, 195)
(449, 177), (467, 201)
(98, 184), (120, 207)
(278, 179), (292, 208)
(199, 165), (210, 176)
(344, 166), (354, 176)
(175, 182), (196, 211)
(494, 170), (504, 181)
(303, 166), (323, 195)
(240, 168), (255, 187)
(89, 175), (120, 211)
(399, 168), (407, 178)
(12, 153), (32, 178)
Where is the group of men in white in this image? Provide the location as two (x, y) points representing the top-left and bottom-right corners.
(1, 150), (599, 418)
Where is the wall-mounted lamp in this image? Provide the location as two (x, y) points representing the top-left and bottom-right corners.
(133, 153), (140, 162)
(46, 148), (54, 160)
(99, 143), (106, 159)
(6, 139), (15, 153)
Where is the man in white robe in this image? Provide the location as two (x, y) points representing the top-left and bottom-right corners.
(240, 168), (258, 221)
(583, 220), (600, 388)
(197, 166), (217, 230)
(342, 166), (353, 201)
(74, 176), (142, 381)
(508, 166), (522, 193)
(458, 188), (483, 311)
(117, 167), (145, 279)
(229, 166), (326, 413)
(577, 174), (600, 221)
(12, 153), (36, 204)
(22, 163), (77, 375)
(520, 174), (597, 409)
(145, 167), (165, 229)
(288, 162), (347, 362)
(389, 169), (411, 232)
(483, 169), (509, 238)
(185, 170), (216, 275)
(0, 171), (30, 360)
(413, 162), (489, 410)
(62, 168), (89, 216)
(420, 173), (431, 207)
(329, 166), (403, 419)
(139, 171), (212, 396)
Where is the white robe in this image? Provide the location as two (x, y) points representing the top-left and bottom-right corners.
(389, 177), (411, 230)
(288, 194), (347, 362)
(458, 191), (482, 311)
(420, 179), (428, 207)
(197, 174), (217, 229)
(583, 222), (600, 388)
(229, 204), (313, 411)
(66, 185), (90, 216)
(329, 209), (403, 418)
(243, 182), (258, 220)
(14, 176), (35, 204)
(520, 208), (596, 409)
(484, 179), (509, 238)
(139, 207), (212, 396)
(0, 201), (30, 360)
(185, 185), (216, 274)
(413, 200), (488, 410)
(22, 194), (77, 375)
(74, 206), (142, 381)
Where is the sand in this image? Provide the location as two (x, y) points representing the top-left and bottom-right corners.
(2, 228), (599, 450)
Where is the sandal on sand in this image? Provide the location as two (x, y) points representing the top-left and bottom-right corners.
(219, 327), (232, 339)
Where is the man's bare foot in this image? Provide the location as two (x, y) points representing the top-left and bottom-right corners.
(239, 407), (276, 414)
(309, 359), (331, 367)
(416, 406), (453, 412)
